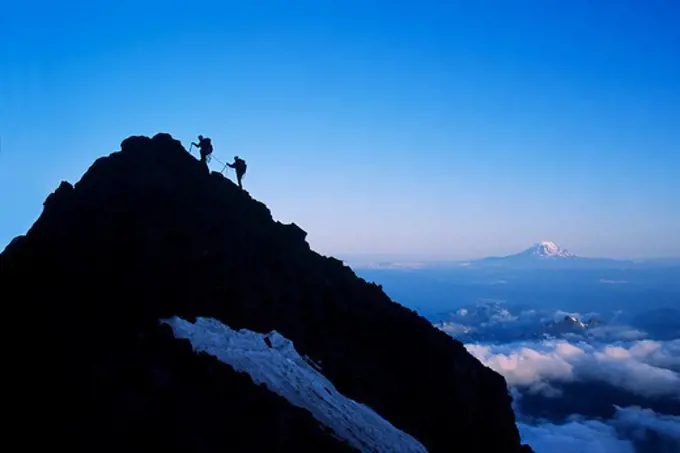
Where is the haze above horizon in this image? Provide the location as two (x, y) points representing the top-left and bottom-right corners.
(337, 240), (680, 264)
(2, 1), (679, 259)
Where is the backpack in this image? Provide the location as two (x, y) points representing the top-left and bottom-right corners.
(202, 138), (213, 154)
(236, 158), (247, 174)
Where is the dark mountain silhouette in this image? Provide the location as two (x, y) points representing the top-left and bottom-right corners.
(1, 133), (532, 453)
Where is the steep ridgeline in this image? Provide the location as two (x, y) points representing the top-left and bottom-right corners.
(1, 133), (532, 453)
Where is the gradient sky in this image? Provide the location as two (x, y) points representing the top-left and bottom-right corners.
(2, 1), (679, 260)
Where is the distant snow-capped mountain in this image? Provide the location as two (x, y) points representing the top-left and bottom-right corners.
(347, 241), (671, 271)
(487, 241), (576, 262)
(462, 241), (633, 269)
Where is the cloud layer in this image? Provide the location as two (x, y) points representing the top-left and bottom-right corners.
(464, 339), (680, 452)
(465, 339), (680, 399)
(433, 300), (680, 452)
(517, 406), (680, 453)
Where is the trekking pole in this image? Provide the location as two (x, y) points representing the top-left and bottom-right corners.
(188, 143), (194, 154)
(209, 154), (227, 174)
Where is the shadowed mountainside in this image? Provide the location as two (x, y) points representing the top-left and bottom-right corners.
(1, 133), (532, 453)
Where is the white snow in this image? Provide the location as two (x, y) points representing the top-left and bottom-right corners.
(531, 241), (574, 258)
(565, 315), (587, 329)
(540, 241), (560, 253)
(160, 316), (429, 453)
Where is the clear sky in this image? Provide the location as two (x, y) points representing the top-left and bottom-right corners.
(1, 1), (679, 260)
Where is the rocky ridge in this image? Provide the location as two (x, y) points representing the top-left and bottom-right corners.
(1, 133), (532, 453)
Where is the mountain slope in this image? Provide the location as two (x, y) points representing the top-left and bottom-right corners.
(514, 241), (575, 258)
(1, 133), (531, 452)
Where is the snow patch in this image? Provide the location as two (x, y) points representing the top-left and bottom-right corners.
(161, 316), (428, 453)
(532, 241), (574, 258)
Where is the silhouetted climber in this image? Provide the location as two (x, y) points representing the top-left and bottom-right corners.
(191, 135), (213, 166)
(227, 156), (247, 189)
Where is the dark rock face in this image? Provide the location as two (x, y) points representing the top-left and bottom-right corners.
(1, 133), (532, 452)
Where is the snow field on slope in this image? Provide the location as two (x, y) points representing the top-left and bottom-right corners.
(161, 316), (428, 453)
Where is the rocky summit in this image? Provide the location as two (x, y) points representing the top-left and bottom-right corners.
(1, 133), (532, 453)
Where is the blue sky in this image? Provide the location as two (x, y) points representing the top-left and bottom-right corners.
(1, 1), (679, 260)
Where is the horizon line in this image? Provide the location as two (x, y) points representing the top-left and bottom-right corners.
(330, 252), (680, 263)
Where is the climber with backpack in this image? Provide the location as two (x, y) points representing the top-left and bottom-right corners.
(191, 135), (213, 168)
(226, 155), (247, 189)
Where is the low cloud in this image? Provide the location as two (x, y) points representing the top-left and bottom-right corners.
(518, 417), (634, 453)
(587, 325), (648, 341)
(517, 406), (680, 453)
(434, 303), (662, 343)
(613, 406), (680, 446)
(465, 339), (680, 399)
(467, 339), (680, 452)
(599, 279), (628, 285)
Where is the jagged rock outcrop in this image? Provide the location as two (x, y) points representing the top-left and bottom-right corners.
(1, 133), (532, 452)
